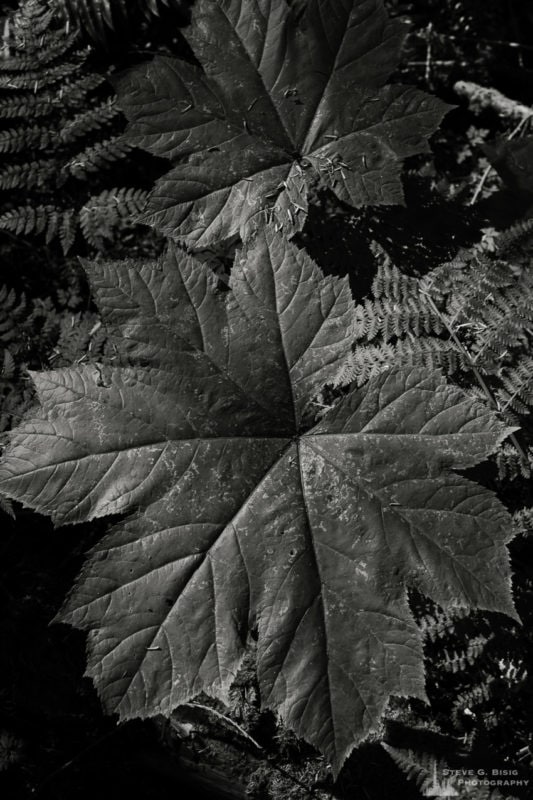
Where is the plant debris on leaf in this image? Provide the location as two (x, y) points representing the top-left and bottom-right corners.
(115, 0), (451, 247)
(0, 227), (517, 775)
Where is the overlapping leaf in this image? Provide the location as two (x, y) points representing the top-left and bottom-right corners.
(0, 228), (516, 774)
(116, 0), (451, 247)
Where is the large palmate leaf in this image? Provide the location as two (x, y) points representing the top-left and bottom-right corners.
(0, 228), (516, 774)
(116, 0), (451, 247)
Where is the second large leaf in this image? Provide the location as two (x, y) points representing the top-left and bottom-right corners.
(116, 0), (451, 247)
(0, 227), (516, 775)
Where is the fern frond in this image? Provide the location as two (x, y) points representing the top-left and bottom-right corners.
(57, 0), (116, 39)
(334, 345), (393, 387)
(0, 56), (86, 91)
(44, 206), (61, 243)
(0, 205), (78, 253)
(1, 348), (16, 380)
(513, 506), (533, 536)
(337, 338), (466, 389)
(495, 442), (531, 480)
(0, 30), (80, 71)
(58, 72), (107, 107)
(0, 349), (19, 444)
(0, 93), (55, 119)
(444, 260), (533, 343)
(467, 293), (533, 370)
(382, 745), (435, 792)
(395, 336), (468, 372)
(371, 259), (419, 302)
(495, 358), (533, 415)
(0, 159), (56, 190)
(11, 0), (54, 39)
(0, 205), (76, 251)
(0, 124), (55, 154)
(350, 259), (445, 345)
(350, 251), (533, 436)
(359, 296), (444, 342)
(382, 746), (465, 798)
(65, 135), (133, 178)
(384, 743), (515, 800)
(79, 186), (147, 248)
(60, 99), (122, 143)
(0, 204), (59, 237)
(452, 680), (495, 726)
(496, 217), (533, 253)
(0, 285), (26, 343)
(55, 0), (188, 46)
(59, 208), (78, 253)
(0, 1), (145, 252)
(441, 635), (491, 674)
(416, 605), (472, 643)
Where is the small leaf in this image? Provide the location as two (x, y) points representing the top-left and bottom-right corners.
(0, 228), (516, 775)
(115, 0), (451, 247)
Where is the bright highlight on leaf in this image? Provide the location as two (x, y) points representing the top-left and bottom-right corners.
(0, 228), (516, 775)
(116, 0), (451, 247)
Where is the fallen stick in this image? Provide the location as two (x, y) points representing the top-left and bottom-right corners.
(454, 81), (533, 121)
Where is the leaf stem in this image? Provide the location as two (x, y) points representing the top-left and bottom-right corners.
(180, 702), (262, 750)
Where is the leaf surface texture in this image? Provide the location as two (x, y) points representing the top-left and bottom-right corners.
(116, 0), (450, 246)
(0, 230), (515, 773)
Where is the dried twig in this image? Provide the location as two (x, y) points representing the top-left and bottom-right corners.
(424, 23), (434, 86)
(180, 702), (262, 750)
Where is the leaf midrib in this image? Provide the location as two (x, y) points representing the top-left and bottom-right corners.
(6, 434), (292, 475)
(97, 439), (295, 713)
